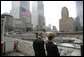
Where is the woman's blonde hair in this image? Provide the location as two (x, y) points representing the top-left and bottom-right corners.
(48, 33), (55, 41)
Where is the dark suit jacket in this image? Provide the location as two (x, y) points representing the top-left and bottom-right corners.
(33, 37), (46, 56)
(46, 42), (60, 56)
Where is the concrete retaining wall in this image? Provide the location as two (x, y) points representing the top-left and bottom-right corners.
(4, 41), (14, 53)
(4, 37), (18, 53)
(4, 37), (35, 56)
(17, 40), (35, 56)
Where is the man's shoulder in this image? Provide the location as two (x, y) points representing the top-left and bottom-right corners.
(34, 37), (41, 41)
(33, 37), (38, 41)
(36, 37), (44, 42)
(33, 38), (39, 44)
(33, 38), (44, 45)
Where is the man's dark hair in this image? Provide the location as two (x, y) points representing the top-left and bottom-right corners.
(35, 33), (38, 37)
(38, 32), (44, 36)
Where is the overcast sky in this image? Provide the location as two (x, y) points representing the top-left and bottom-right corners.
(1, 1), (77, 31)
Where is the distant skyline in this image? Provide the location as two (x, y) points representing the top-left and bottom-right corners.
(76, 1), (83, 26)
(1, 1), (77, 31)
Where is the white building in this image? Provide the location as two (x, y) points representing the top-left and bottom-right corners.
(31, 1), (45, 31)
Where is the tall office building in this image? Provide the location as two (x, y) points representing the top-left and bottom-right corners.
(76, 1), (83, 26)
(11, 1), (30, 19)
(32, 1), (45, 31)
(75, 16), (81, 31)
(59, 7), (75, 32)
(10, 1), (32, 29)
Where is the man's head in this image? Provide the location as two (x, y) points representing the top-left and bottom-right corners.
(38, 32), (44, 38)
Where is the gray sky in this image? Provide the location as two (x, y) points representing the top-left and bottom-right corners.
(1, 1), (77, 31)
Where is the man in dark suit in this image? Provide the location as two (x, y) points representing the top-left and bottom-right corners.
(33, 32), (46, 56)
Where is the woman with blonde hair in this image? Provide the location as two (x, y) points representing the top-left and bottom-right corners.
(46, 33), (60, 56)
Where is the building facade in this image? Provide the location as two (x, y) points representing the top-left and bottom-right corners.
(52, 26), (58, 33)
(1, 14), (14, 32)
(59, 7), (75, 32)
(10, 1), (33, 30)
(75, 16), (81, 31)
(32, 1), (45, 31)
(1, 13), (27, 33)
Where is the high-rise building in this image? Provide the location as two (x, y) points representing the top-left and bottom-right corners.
(11, 1), (30, 19)
(59, 7), (75, 32)
(32, 1), (45, 31)
(76, 1), (83, 26)
(10, 1), (33, 30)
(75, 16), (81, 31)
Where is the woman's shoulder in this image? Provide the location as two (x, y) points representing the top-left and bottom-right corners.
(46, 42), (58, 48)
(46, 42), (56, 46)
(52, 42), (58, 47)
